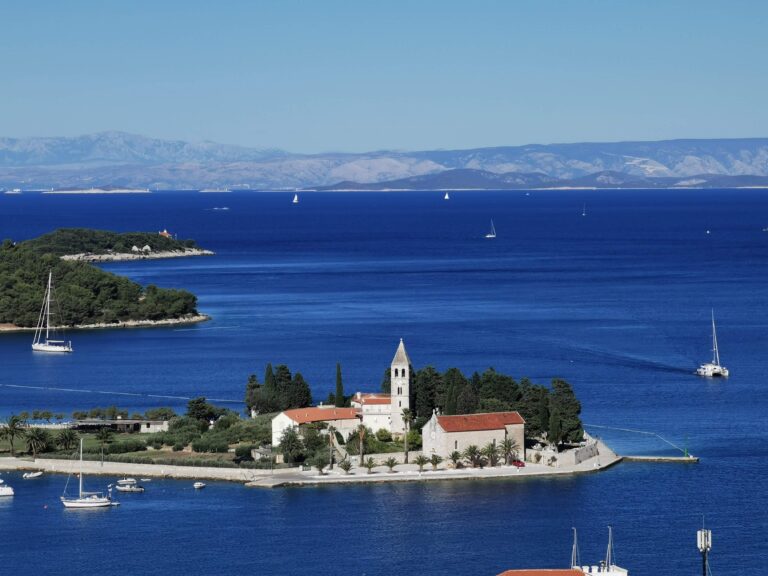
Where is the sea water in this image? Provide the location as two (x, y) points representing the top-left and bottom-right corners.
(0, 190), (766, 575)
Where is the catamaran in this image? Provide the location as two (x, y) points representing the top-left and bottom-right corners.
(61, 439), (117, 508)
(696, 310), (729, 378)
(485, 219), (497, 239)
(292, 193), (299, 204)
(32, 271), (72, 353)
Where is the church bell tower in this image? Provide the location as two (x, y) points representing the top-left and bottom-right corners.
(390, 338), (411, 435)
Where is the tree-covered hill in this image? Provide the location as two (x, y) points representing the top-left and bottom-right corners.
(0, 237), (199, 327)
(21, 228), (198, 257)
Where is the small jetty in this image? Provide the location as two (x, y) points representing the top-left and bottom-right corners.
(623, 455), (699, 463)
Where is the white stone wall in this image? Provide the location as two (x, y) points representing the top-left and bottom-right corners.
(271, 412), (296, 446)
(421, 413), (525, 460)
(361, 405), (391, 433)
(271, 412), (360, 447)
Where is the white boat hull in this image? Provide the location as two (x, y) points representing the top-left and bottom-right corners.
(23, 471), (44, 479)
(696, 363), (729, 378)
(32, 341), (72, 353)
(115, 485), (144, 493)
(61, 496), (116, 508)
(0, 486), (14, 497)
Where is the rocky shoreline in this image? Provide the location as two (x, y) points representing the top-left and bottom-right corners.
(60, 248), (215, 262)
(0, 314), (210, 332)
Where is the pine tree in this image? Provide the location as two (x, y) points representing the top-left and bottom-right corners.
(549, 379), (583, 443)
(335, 363), (344, 407)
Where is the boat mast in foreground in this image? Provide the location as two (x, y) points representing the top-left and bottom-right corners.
(61, 438), (117, 508)
(696, 310), (729, 377)
(32, 271), (72, 353)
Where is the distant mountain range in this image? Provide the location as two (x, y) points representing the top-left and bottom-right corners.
(1, 131), (768, 190)
(318, 168), (768, 191)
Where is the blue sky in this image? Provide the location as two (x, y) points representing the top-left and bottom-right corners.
(1, 1), (766, 152)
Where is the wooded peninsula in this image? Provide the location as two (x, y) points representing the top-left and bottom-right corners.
(0, 228), (206, 328)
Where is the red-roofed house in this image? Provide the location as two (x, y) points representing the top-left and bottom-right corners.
(271, 406), (360, 446)
(422, 411), (525, 459)
(351, 392), (392, 432)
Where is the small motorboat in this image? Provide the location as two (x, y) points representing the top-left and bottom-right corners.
(0, 479), (14, 497)
(23, 471), (44, 479)
(115, 483), (145, 493)
(139, 478), (152, 482)
(193, 482), (206, 490)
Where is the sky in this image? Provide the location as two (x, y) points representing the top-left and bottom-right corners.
(1, 0), (767, 153)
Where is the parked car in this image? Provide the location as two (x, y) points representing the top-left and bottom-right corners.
(511, 459), (525, 468)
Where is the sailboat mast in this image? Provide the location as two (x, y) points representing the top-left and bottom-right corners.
(605, 526), (614, 568)
(711, 310), (720, 366)
(79, 437), (84, 498)
(570, 528), (580, 568)
(45, 271), (52, 341)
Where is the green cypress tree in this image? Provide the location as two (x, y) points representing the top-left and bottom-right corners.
(335, 363), (344, 407)
(548, 408), (562, 450)
(264, 363), (276, 392)
(381, 367), (391, 393)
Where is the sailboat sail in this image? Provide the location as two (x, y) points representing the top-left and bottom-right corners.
(32, 271), (72, 353)
(485, 219), (496, 239)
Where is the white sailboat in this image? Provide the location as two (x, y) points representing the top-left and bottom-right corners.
(485, 219), (497, 239)
(32, 271), (72, 353)
(444, 192), (450, 200)
(292, 193), (299, 204)
(582, 203), (587, 217)
(696, 310), (729, 378)
(61, 439), (117, 508)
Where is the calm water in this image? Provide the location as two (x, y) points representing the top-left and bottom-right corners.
(1, 190), (767, 575)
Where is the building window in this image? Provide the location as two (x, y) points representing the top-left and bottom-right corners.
(455, 440), (458, 450)
(399, 401), (401, 407)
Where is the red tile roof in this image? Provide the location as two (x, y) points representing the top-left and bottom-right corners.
(283, 407), (359, 425)
(498, 570), (584, 576)
(360, 397), (390, 405)
(437, 411), (525, 433)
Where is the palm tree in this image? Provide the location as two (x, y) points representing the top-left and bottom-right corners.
(500, 437), (519, 465)
(383, 456), (398, 472)
(481, 442), (501, 467)
(429, 454), (443, 471)
(414, 454), (429, 472)
(401, 408), (413, 463)
(56, 428), (79, 452)
(448, 450), (463, 469)
(463, 444), (482, 468)
(25, 428), (52, 459)
(364, 457), (377, 474)
(357, 424), (367, 464)
(1, 414), (27, 457)
(339, 459), (353, 475)
(95, 427), (114, 465)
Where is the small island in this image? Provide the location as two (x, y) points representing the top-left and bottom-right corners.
(24, 227), (214, 262)
(0, 228), (210, 330)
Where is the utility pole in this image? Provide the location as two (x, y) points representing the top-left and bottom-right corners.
(697, 528), (711, 576)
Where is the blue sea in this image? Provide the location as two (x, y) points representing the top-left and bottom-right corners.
(0, 190), (766, 575)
